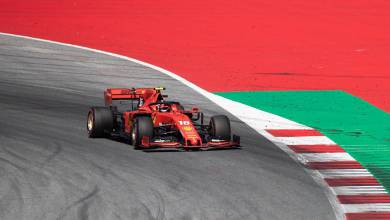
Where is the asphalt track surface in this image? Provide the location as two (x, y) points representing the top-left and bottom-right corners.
(0, 35), (335, 220)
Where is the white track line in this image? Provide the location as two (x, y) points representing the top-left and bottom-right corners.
(5, 32), (383, 220)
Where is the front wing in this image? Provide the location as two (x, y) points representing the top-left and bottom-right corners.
(140, 135), (241, 150)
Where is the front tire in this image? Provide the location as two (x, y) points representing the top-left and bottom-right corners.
(131, 116), (154, 147)
(87, 107), (114, 138)
(209, 115), (231, 140)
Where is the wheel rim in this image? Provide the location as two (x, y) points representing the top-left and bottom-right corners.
(131, 125), (137, 144)
(87, 113), (93, 131)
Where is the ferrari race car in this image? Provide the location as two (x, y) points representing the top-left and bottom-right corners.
(87, 87), (240, 150)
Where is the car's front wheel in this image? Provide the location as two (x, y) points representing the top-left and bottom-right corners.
(131, 116), (154, 148)
(209, 115), (231, 140)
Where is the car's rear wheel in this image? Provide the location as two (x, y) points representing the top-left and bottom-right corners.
(131, 116), (154, 147)
(87, 107), (114, 138)
(209, 115), (231, 140)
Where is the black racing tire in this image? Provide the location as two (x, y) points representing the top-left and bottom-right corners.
(131, 116), (154, 147)
(209, 115), (231, 140)
(87, 107), (114, 138)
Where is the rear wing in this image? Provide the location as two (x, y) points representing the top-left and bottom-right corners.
(104, 88), (140, 106)
(104, 87), (167, 106)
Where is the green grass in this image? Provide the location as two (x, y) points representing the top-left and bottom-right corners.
(216, 90), (390, 189)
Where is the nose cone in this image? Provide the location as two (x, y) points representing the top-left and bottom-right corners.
(190, 138), (198, 146)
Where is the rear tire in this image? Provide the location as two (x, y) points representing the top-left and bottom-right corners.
(87, 107), (114, 138)
(131, 116), (154, 147)
(209, 115), (231, 140)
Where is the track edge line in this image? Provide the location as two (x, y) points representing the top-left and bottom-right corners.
(0, 31), (347, 219)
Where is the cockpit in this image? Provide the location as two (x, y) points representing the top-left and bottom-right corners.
(149, 101), (184, 113)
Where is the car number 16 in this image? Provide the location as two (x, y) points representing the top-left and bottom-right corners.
(178, 120), (190, 125)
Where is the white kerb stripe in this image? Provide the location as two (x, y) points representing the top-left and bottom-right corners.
(273, 136), (335, 145)
(333, 186), (387, 195)
(319, 169), (373, 178)
(343, 203), (390, 213)
(298, 153), (355, 162)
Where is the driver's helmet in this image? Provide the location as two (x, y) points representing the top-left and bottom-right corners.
(158, 104), (170, 112)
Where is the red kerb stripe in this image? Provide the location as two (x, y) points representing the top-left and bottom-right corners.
(288, 144), (345, 153)
(266, 129), (323, 137)
(346, 212), (390, 220)
(325, 177), (380, 186)
(338, 195), (390, 204)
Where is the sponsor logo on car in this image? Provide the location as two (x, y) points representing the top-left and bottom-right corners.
(182, 126), (193, 132)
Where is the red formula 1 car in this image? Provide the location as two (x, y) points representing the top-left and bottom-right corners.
(87, 87), (240, 150)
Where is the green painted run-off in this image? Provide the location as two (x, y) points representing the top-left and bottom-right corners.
(216, 90), (390, 191)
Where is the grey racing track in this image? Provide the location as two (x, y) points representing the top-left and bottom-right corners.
(0, 34), (335, 220)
